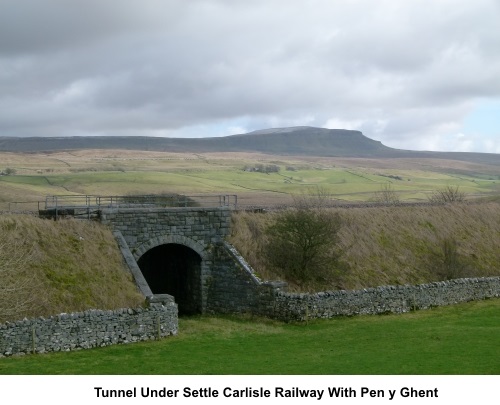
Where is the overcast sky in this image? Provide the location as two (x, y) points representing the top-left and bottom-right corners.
(1, 0), (499, 152)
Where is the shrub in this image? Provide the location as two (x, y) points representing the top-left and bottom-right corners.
(3, 167), (17, 175)
(431, 236), (474, 280)
(264, 205), (344, 283)
(292, 186), (335, 210)
(373, 183), (400, 204)
(428, 185), (467, 203)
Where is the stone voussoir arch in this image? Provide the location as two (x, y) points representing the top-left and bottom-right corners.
(133, 234), (209, 262)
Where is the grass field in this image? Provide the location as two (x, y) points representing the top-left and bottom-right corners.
(1, 150), (500, 208)
(1, 299), (499, 375)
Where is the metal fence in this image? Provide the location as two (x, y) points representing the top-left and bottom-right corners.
(43, 194), (238, 209)
(1, 200), (42, 213)
(1, 194), (238, 217)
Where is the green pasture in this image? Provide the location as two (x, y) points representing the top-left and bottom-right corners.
(1, 299), (499, 375)
(1, 162), (499, 204)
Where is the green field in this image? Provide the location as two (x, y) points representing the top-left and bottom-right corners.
(1, 299), (499, 375)
(2, 149), (500, 208)
(2, 167), (496, 198)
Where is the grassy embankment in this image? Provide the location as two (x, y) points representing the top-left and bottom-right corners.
(0, 214), (144, 323)
(229, 202), (500, 292)
(1, 298), (499, 374)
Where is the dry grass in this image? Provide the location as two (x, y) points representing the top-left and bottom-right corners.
(0, 236), (39, 321)
(0, 214), (144, 323)
(229, 202), (500, 291)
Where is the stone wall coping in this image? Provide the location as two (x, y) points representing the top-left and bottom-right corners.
(222, 241), (266, 285)
(276, 276), (500, 299)
(101, 207), (231, 214)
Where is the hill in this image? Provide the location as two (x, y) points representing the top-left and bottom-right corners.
(1, 126), (499, 165)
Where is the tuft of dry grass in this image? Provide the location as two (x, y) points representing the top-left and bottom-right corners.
(229, 202), (500, 292)
(0, 214), (144, 323)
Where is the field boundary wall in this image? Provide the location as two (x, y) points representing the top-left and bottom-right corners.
(204, 249), (500, 321)
(0, 298), (177, 357)
(268, 277), (500, 321)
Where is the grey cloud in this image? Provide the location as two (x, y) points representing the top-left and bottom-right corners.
(0, 0), (499, 152)
(0, 0), (186, 55)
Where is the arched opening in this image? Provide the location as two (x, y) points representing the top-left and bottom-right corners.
(137, 243), (202, 316)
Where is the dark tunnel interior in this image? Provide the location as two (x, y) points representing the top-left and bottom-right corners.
(137, 243), (202, 316)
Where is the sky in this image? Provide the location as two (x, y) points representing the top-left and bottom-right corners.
(1, 0), (499, 153)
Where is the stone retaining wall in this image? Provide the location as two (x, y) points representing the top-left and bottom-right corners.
(206, 242), (286, 314)
(0, 299), (177, 357)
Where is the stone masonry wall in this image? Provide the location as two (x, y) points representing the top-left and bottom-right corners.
(0, 300), (178, 357)
(206, 242), (286, 314)
(100, 207), (231, 256)
(270, 277), (500, 321)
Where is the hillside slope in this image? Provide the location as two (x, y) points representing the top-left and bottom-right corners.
(1, 126), (499, 165)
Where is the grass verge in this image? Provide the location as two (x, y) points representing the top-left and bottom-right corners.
(1, 299), (499, 375)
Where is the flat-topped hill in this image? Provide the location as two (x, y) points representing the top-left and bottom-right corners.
(1, 126), (499, 165)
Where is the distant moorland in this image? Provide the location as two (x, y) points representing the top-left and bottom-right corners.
(1, 127), (499, 209)
(1, 127), (500, 165)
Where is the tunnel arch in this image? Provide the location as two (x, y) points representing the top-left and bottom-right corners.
(132, 235), (208, 262)
(135, 236), (209, 316)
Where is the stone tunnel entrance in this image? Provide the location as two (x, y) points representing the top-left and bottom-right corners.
(137, 243), (202, 316)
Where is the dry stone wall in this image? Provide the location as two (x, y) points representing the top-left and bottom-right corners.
(0, 300), (177, 357)
(269, 277), (500, 321)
